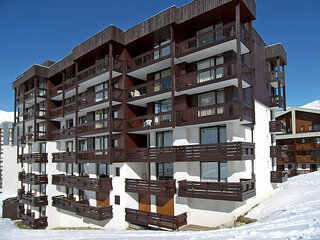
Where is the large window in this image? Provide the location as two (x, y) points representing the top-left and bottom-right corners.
(66, 163), (73, 176)
(95, 136), (108, 150)
(198, 90), (225, 117)
(197, 55), (224, 83)
(156, 131), (173, 147)
(95, 82), (108, 102)
(78, 139), (87, 151)
(197, 23), (224, 47)
(154, 99), (172, 124)
(201, 162), (227, 182)
(154, 39), (171, 60)
(97, 164), (109, 178)
(95, 109), (108, 129)
(157, 162), (173, 180)
(79, 163), (89, 177)
(154, 68), (171, 92)
(66, 141), (73, 152)
(200, 126), (226, 144)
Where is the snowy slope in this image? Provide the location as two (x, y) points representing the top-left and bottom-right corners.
(1, 172), (320, 239)
(302, 100), (320, 110)
(0, 110), (14, 124)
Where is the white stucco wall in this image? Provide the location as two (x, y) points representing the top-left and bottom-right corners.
(1, 145), (19, 194)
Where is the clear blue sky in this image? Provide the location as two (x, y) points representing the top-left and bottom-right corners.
(0, 0), (319, 112)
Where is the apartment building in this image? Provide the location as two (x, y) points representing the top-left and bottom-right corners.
(275, 107), (320, 174)
(9, 0), (287, 230)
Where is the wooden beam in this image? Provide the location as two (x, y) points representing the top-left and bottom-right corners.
(75, 61), (79, 163)
(108, 43), (113, 163)
(170, 25), (176, 128)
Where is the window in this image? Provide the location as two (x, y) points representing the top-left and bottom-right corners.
(309, 125), (313, 131)
(66, 163), (73, 176)
(66, 119), (73, 128)
(95, 109), (108, 129)
(316, 138), (320, 144)
(97, 164), (109, 178)
(115, 167), (120, 177)
(157, 162), (173, 180)
(79, 163), (89, 176)
(39, 143), (46, 153)
(40, 184), (46, 196)
(311, 151), (320, 157)
(197, 22), (224, 47)
(313, 125), (320, 131)
(154, 68), (171, 92)
(302, 164), (306, 169)
(66, 187), (73, 198)
(198, 90), (225, 117)
(40, 163), (46, 175)
(288, 164), (292, 170)
(153, 39), (171, 60)
(300, 125), (305, 131)
(95, 136), (108, 150)
(37, 101), (46, 116)
(200, 126), (226, 144)
(113, 139), (119, 148)
(301, 139), (306, 144)
(66, 141), (73, 152)
(201, 162), (227, 182)
(302, 151), (306, 156)
(39, 206), (46, 217)
(95, 82), (108, 102)
(154, 99), (172, 124)
(156, 131), (173, 147)
(197, 56), (224, 83)
(78, 139), (87, 151)
(28, 143), (32, 153)
(79, 116), (87, 125)
(113, 110), (118, 118)
(79, 189), (88, 201)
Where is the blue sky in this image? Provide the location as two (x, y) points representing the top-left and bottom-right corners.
(0, 0), (319, 112)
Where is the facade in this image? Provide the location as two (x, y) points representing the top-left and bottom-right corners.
(275, 107), (320, 174)
(10, 0), (287, 230)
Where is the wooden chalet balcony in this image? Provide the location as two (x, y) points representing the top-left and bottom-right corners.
(178, 179), (256, 202)
(176, 101), (254, 127)
(296, 156), (320, 163)
(52, 174), (112, 192)
(77, 149), (109, 163)
(270, 145), (287, 158)
(52, 195), (77, 212)
(126, 76), (171, 102)
(18, 153), (48, 164)
(78, 118), (124, 136)
(270, 171), (288, 183)
(127, 43), (171, 72)
(19, 191), (48, 207)
(22, 131), (47, 142)
(51, 102), (76, 119)
(295, 143), (320, 151)
(270, 95), (285, 109)
(125, 142), (254, 163)
(269, 120), (286, 134)
(277, 156), (295, 164)
(78, 58), (123, 84)
(127, 112), (172, 132)
(75, 201), (113, 221)
(24, 88), (47, 102)
(125, 208), (187, 230)
(20, 210), (47, 229)
(18, 172), (48, 185)
(50, 77), (76, 98)
(125, 179), (176, 196)
(52, 151), (76, 163)
(23, 109), (46, 121)
(51, 127), (76, 140)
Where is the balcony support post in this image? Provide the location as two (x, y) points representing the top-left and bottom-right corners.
(170, 25), (176, 128)
(108, 43), (113, 163)
(22, 84), (25, 144)
(248, 20), (255, 125)
(282, 65), (286, 110)
(14, 88), (17, 125)
(33, 76), (38, 141)
(235, 2), (243, 121)
(75, 61), (79, 163)
(62, 71), (66, 118)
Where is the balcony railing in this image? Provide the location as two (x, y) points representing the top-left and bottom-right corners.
(78, 118), (124, 136)
(125, 179), (176, 196)
(52, 195), (77, 212)
(127, 43), (171, 72)
(18, 172), (48, 185)
(77, 149), (110, 163)
(270, 145), (287, 158)
(176, 101), (254, 126)
(271, 95), (285, 109)
(124, 142), (254, 163)
(19, 191), (48, 207)
(23, 110), (46, 121)
(75, 201), (113, 221)
(18, 153), (48, 164)
(22, 131), (47, 142)
(125, 208), (187, 230)
(24, 88), (47, 102)
(269, 120), (286, 134)
(295, 156), (320, 163)
(127, 112), (172, 131)
(178, 179), (256, 202)
(52, 152), (76, 163)
(295, 143), (320, 151)
(52, 174), (112, 192)
(270, 171), (288, 183)
(20, 210), (47, 229)
(51, 127), (76, 140)
(126, 77), (171, 101)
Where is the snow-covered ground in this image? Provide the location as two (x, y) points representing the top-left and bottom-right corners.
(1, 171), (320, 240)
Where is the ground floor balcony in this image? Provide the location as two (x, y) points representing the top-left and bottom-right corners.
(125, 208), (187, 230)
(52, 174), (112, 192)
(52, 152), (76, 163)
(125, 179), (176, 196)
(175, 101), (254, 127)
(20, 210), (47, 229)
(52, 196), (113, 221)
(269, 120), (286, 134)
(270, 171), (288, 183)
(18, 189), (48, 207)
(18, 153), (48, 164)
(2, 197), (22, 220)
(178, 179), (256, 202)
(18, 172), (48, 185)
(124, 142), (254, 163)
(270, 145), (287, 158)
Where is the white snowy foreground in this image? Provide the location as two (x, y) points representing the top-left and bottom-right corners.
(1, 171), (320, 240)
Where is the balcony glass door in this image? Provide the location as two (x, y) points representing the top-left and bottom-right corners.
(157, 162), (173, 180)
(201, 162), (227, 182)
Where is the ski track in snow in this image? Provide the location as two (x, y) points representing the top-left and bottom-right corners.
(1, 171), (320, 240)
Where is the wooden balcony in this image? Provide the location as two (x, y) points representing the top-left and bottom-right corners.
(18, 153), (48, 164)
(18, 172), (48, 185)
(178, 179), (256, 202)
(127, 43), (171, 72)
(51, 127), (76, 140)
(176, 101), (254, 127)
(19, 191), (48, 207)
(50, 102), (76, 119)
(23, 109), (47, 121)
(52, 195), (77, 212)
(2, 197), (22, 220)
(270, 171), (288, 183)
(78, 118), (124, 136)
(125, 208), (187, 230)
(22, 131), (47, 142)
(78, 58), (123, 84)
(50, 77), (76, 98)
(127, 112), (172, 132)
(277, 156), (295, 164)
(270, 95), (285, 109)
(77, 149), (110, 163)
(75, 201), (113, 221)
(295, 156), (320, 163)
(125, 142), (254, 163)
(126, 76), (171, 102)
(24, 88), (47, 102)
(52, 174), (112, 192)
(270, 145), (287, 158)
(269, 120), (286, 134)
(52, 152), (76, 163)
(20, 210), (47, 229)
(125, 179), (176, 196)
(295, 143), (320, 151)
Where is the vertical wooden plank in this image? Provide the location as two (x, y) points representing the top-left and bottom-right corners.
(108, 43), (113, 163)
(33, 76), (38, 142)
(283, 65), (286, 110)
(75, 62), (79, 163)
(170, 25), (176, 128)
